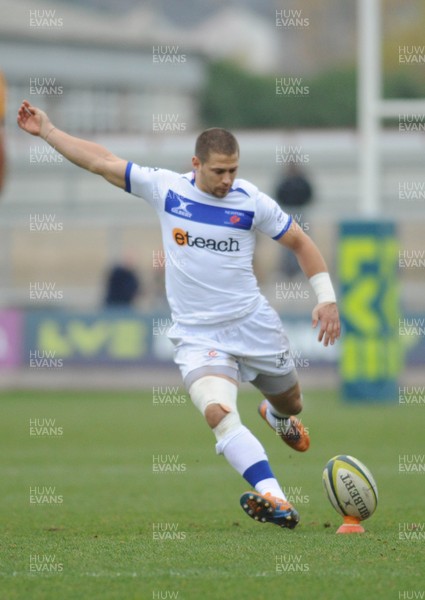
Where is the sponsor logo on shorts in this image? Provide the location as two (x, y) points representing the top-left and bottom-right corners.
(172, 228), (240, 253)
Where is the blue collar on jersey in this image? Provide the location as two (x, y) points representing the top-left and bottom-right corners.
(184, 171), (250, 197)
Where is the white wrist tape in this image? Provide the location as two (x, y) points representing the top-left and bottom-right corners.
(309, 272), (336, 304)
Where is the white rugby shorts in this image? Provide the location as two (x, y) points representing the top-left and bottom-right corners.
(168, 296), (295, 385)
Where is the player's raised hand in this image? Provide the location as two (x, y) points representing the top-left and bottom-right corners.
(17, 100), (52, 138)
(312, 302), (340, 347)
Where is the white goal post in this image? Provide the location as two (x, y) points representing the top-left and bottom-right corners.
(358, 0), (425, 216)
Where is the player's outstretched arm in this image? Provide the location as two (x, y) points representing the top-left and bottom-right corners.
(17, 100), (127, 189)
(279, 221), (341, 347)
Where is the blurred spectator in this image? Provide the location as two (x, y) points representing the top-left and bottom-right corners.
(275, 163), (313, 277)
(104, 253), (142, 307)
(0, 71), (6, 193)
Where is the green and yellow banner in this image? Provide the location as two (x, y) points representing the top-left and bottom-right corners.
(339, 221), (402, 401)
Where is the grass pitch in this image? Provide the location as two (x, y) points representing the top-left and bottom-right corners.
(0, 386), (423, 600)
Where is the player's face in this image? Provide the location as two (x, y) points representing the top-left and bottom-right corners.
(192, 152), (239, 198)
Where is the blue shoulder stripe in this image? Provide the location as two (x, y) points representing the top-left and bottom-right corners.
(273, 215), (293, 240)
(125, 162), (133, 193)
(230, 186), (250, 197)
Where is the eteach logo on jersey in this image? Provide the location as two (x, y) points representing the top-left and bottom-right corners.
(172, 228), (240, 253)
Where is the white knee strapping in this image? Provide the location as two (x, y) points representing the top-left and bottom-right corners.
(188, 376), (241, 445)
(188, 375), (238, 415)
(213, 413), (242, 447)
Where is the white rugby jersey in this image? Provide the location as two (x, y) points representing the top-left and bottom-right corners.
(125, 163), (292, 324)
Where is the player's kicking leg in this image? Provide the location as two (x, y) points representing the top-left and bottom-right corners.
(188, 373), (299, 529)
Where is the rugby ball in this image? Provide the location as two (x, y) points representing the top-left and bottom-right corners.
(322, 455), (378, 521)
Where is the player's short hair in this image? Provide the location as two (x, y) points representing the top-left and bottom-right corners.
(195, 128), (239, 163)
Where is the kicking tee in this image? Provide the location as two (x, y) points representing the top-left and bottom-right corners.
(125, 164), (292, 325)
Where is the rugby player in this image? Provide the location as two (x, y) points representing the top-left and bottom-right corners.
(18, 100), (340, 529)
